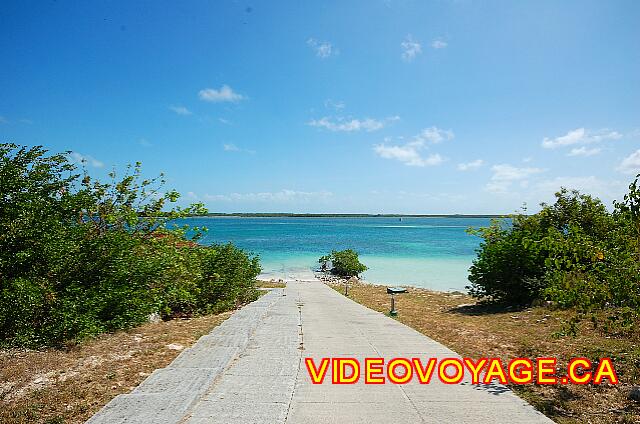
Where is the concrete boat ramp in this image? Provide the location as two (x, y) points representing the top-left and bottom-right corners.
(88, 279), (553, 423)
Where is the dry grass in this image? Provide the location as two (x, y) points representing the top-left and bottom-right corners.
(257, 280), (287, 289)
(330, 281), (640, 424)
(0, 311), (232, 424)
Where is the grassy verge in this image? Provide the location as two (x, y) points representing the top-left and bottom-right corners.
(0, 311), (232, 424)
(257, 280), (287, 289)
(329, 281), (640, 424)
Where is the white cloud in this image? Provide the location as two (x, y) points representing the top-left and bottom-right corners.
(218, 118), (231, 125)
(590, 130), (623, 143)
(394, 190), (465, 202)
(535, 176), (621, 195)
(308, 116), (399, 132)
(541, 128), (622, 149)
(374, 140), (443, 167)
(223, 143), (255, 154)
(567, 146), (601, 157)
(414, 126), (454, 144)
(491, 164), (544, 181)
(307, 38), (337, 58)
(484, 182), (508, 194)
(169, 105), (192, 115)
(373, 126), (452, 167)
(457, 159), (484, 171)
(223, 143), (239, 152)
(486, 164), (544, 193)
(531, 176), (627, 207)
(401, 35), (422, 62)
(542, 128), (585, 148)
(431, 39), (447, 49)
(198, 85), (245, 103)
(0, 116), (7, 124)
(324, 99), (345, 111)
(618, 149), (640, 175)
(203, 189), (332, 203)
(70, 152), (104, 168)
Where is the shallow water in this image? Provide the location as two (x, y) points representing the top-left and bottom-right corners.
(174, 216), (494, 291)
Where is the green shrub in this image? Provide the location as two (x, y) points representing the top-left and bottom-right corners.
(320, 249), (368, 277)
(467, 216), (547, 305)
(468, 179), (640, 332)
(0, 143), (261, 348)
(0, 144), (78, 279)
(468, 189), (615, 305)
(0, 277), (57, 346)
(198, 243), (261, 311)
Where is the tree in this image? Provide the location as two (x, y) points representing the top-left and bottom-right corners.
(318, 254), (331, 272)
(467, 181), (640, 332)
(319, 249), (367, 278)
(467, 188), (614, 305)
(0, 143), (261, 347)
(614, 174), (640, 260)
(0, 143), (78, 279)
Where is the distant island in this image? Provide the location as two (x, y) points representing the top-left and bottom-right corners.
(196, 213), (510, 218)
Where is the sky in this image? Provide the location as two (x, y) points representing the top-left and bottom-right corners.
(1, 0), (639, 214)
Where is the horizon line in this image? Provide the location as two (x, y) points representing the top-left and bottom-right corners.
(189, 213), (513, 218)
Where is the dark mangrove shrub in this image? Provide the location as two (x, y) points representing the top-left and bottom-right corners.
(0, 143), (260, 348)
(320, 249), (368, 278)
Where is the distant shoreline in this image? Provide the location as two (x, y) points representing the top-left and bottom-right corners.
(190, 213), (510, 218)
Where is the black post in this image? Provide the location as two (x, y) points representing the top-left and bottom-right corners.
(387, 287), (406, 316)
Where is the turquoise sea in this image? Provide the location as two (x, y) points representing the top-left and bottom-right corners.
(175, 217), (493, 292)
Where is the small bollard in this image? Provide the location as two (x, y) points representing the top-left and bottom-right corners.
(387, 287), (407, 316)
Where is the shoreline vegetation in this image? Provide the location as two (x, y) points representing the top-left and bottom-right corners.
(318, 249), (368, 279)
(315, 174), (640, 423)
(0, 144), (261, 349)
(2, 142), (639, 424)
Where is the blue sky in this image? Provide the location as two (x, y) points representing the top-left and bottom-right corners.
(1, 0), (639, 214)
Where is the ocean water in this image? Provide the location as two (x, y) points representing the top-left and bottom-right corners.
(174, 217), (493, 291)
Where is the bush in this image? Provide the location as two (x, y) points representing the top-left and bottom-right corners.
(0, 277), (57, 346)
(468, 189), (615, 305)
(320, 249), (367, 277)
(0, 143), (261, 348)
(467, 180), (640, 332)
(198, 243), (261, 312)
(467, 216), (547, 305)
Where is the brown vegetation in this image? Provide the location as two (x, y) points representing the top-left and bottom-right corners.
(0, 311), (231, 424)
(257, 280), (287, 289)
(330, 281), (640, 424)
